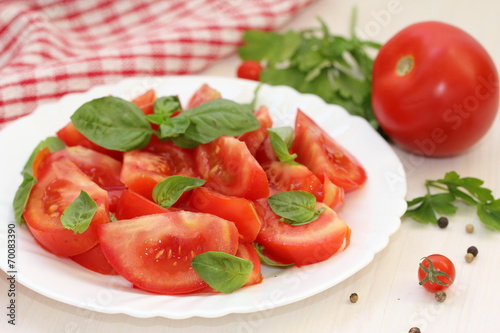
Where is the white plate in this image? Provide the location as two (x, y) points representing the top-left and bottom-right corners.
(0, 76), (407, 319)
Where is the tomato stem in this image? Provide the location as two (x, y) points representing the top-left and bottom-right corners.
(396, 55), (414, 76)
(419, 257), (452, 286)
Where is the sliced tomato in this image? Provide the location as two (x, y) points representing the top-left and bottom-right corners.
(292, 110), (367, 192)
(187, 83), (221, 108)
(32, 146), (51, 179)
(254, 135), (279, 165)
(24, 158), (110, 257)
(263, 161), (324, 201)
(322, 173), (345, 210)
(114, 189), (170, 220)
(38, 146), (125, 212)
(131, 89), (156, 115)
(236, 242), (263, 287)
(238, 105), (273, 156)
(195, 135), (269, 200)
(120, 150), (172, 201)
(71, 243), (118, 275)
(98, 211), (239, 295)
(255, 200), (350, 266)
(56, 122), (123, 161)
(144, 138), (198, 177)
(188, 187), (262, 243)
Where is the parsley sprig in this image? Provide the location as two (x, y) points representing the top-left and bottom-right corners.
(237, 10), (382, 129)
(405, 171), (500, 230)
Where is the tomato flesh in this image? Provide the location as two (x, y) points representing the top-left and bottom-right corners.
(98, 212), (239, 295)
(292, 110), (367, 192)
(188, 187), (262, 243)
(187, 83), (221, 108)
(195, 135), (269, 200)
(114, 189), (171, 220)
(24, 158), (110, 257)
(372, 21), (499, 156)
(255, 200), (350, 266)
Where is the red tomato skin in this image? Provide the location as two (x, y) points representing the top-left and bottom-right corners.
(292, 110), (367, 192)
(56, 122), (123, 161)
(98, 212), (239, 295)
(130, 89), (156, 115)
(187, 83), (221, 108)
(418, 254), (456, 292)
(71, 243), (118, 275)
(238, 105), (273, 156)
(237, 60), (263, 81)
(24, 159), (110, 257)
(255, 200), (351, 266)
(195, 135), (269, 200)
(372, 21), (499, 156)
(188, 187), (262, 243)
(114, 189), (170, 220)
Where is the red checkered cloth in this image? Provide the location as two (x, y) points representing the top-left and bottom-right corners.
(0, 0), (315, 128)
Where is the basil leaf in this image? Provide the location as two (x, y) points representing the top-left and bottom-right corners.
(12, 174), (37, 225)
(178, 99), (260, 146)
(154, 96), (182, 116)
(192, 251), (253, 293)
(158, 116), (191, 139)
(71, 96), (153, 151)
(267, 191), (323, 225)
(22, 136), (65, 176)
(268, 127), (297, 164)
(152, 176), (205, 209)
(253, 243), (294, 267)
(60, 191), (98, 234)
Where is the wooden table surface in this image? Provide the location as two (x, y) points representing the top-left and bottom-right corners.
(2, 0), (500, 332)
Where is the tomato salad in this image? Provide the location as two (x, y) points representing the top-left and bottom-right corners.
(13, 83), (367, 295)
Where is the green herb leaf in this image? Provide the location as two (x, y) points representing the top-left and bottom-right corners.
(22, 136), (65, 176)
(12, 173), (37, 225)
(268, 127), (297, 164)
(154, 96), (182, 116)
(71, 96), (154, 151)
(191, 251), (253, 293)
(405, 171), (500, 230)
(152, 176), (205, 209)
(172, 99), (260, 148)
(267, 191), (323, 225)
(158, 116), (191, 139)
(60, 191), (98, 234)
(253, 243), (294, 267)
(477, 199), (500, 230)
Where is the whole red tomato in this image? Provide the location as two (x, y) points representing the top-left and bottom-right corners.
(418, 254), (456, 293)
(372, 21), (499, 156)
(237, 60), (263, 81)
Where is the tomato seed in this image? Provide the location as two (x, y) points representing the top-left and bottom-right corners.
(467, 246), (478, 257)
(349, 293), (359, 303)
(437, 216), (449, 228)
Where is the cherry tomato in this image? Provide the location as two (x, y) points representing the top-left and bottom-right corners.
(237, 60), (263, 81)
(418, 254), (456, 292)
(98, 211), (239, 295)
(291, 110), (367, 192)
(372, 21), (499, 156)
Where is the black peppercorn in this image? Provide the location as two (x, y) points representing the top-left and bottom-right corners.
(437, 216), (448, 228)
(467, 246), (478, 257)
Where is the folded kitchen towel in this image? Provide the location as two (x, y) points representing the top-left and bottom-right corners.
(0, 0), (315, 128)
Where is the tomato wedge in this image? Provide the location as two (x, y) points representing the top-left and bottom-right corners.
(238, 105), (273, 156)
(114, 189), (170, 220)
(263, 161), (324, 201)
(255, 200), (350, 266)
(292, 110), (367, 192)
(98, 212), (239, 295)
(195, 135), (269, 200)
(70, 243), (118, 275)
(187, 83), (221, 108)
(188, 187), (262, 243)
(56, 122), (123, 161)
(24, 158), (110, 257)
(131, 89), (156, 115)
